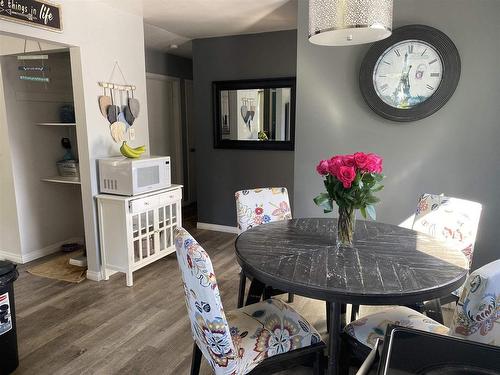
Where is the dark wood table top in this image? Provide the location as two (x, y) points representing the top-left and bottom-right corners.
(235, 218), (469, 305)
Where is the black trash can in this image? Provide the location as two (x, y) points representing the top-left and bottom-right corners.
(0, 261), (19, 375)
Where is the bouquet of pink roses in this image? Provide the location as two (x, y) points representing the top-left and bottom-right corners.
(314, 152), (384, 220)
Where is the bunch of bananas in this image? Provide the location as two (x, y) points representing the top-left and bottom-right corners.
(120, 141), (146, 158)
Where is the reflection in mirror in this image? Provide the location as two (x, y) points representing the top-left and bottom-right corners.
(213, 77), (295, 150)
(220, 88), (291, 142)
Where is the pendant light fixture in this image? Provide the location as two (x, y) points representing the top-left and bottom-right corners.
(309, 0), (393, 46)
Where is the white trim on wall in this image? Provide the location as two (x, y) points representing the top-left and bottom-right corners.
(0, 251), (23, 264)
(0, 236), (84, 264)
(22, 237), (85, 263)
(87, 269), (119, 282)
(197, 222), (239, 234)
(86, 270), (102, 282)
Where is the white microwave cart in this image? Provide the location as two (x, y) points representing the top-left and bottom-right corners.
(96, 185), (182, 286)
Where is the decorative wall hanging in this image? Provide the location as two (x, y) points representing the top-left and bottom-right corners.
(98, 62), (145, 158)
(0, 0), (62, 32)
(17, 40), (50, 84)
(309, 0), (393, 46)
(359, 25), (461, 122)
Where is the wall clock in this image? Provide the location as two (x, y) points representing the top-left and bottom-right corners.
(359, 25), (461, 122)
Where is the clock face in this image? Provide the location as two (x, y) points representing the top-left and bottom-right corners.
(373, 40), (443, 109)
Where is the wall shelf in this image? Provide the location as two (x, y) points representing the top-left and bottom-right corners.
(41, 176), (81, 185)
(37, 122), (76, 126)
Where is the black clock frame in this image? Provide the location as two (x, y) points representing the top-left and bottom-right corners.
(359, 24), (461, 122)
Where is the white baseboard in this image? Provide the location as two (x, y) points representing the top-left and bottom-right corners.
(0, 250), (23, 264)
(21, 237), (85, 263)
(86, 269), (118, 282)
(196, 222), (239, 234)
(86, 270), (101, 281)
(0, 237), (85, 264)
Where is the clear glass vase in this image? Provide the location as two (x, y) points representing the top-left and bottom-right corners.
(337, 206), (355, 248)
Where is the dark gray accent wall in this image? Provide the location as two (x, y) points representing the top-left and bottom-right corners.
(145, 48), (193, 79)
(193, 30), (297, 227)
(294, 0), (500, 268)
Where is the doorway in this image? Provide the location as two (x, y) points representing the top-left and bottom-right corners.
(146, 74), (196, 208)
(146, 73), (182, 184)
(0, 35), (85, 267)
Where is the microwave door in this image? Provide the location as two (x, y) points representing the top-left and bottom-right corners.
(133, 164), (162, 194)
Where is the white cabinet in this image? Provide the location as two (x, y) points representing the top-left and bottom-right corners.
(96, 185), (182, 286)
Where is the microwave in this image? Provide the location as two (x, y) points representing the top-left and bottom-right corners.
(98, 156), (171, 196)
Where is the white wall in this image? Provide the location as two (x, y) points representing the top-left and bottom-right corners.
(0, 0), (150, 278)
(0, 64), (23, 262)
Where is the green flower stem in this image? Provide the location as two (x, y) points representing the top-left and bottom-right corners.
(337, 206), (355, 248)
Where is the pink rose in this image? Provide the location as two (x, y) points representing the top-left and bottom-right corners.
(337, 165), (356, 188)
(316, 160), (329, 175)
(365, 153), (383, 173)
(342, 154), (356, 168)
(353, 152), (368, 169)
(328, 156), (344, 177)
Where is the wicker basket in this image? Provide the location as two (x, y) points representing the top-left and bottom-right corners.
(57, 160), (79, 178)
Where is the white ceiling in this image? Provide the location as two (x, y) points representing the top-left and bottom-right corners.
(102, 0), (298, 58)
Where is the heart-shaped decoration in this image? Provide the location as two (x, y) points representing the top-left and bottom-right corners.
(98, 95), (112, 118)
(110, 121), (126, 143)
(107, 105), (120, 124)
(124, 105), (135, 125)
(128, 97), (140, 118)
(118, 111), (131, 129)
(248, 110), (255, 122)
(240, 104), (248, 122)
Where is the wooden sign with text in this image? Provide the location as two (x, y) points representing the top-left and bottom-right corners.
(0, 0), (62, 32)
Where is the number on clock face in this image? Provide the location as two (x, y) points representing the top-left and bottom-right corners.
(373, 40), (443, 109)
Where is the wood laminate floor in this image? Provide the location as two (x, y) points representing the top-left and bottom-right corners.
(11, 223), (328, 375)
(10, 219), (454, 375)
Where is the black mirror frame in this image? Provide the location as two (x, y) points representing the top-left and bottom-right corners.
(213, 77), (296, 151)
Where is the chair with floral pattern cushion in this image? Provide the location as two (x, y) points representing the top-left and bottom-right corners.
(235, 187), (292, 232)
(235, 187), (294, 307)
(351, 194), (483, 324)
(449, 259), (500, 346)
(344, 259), (500, 359)
(412, 193), (482, 271)
(174, 227), (325, 375)
(413, 194), (482, 321)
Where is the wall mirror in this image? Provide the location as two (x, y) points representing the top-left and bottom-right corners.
(213, 77), (295, 150)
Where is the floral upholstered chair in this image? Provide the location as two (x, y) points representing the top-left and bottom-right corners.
(350, 194), (482, 325)
(174, 227), (324, 375)
(235, 187), (292, 233)
(345, 259), (500, 352)
(412, 193), (482, 269)
(413, 193), (482, 305)
(235, 187), (294, 307)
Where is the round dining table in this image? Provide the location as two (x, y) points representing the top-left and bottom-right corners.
(235, 218), (469, 375)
